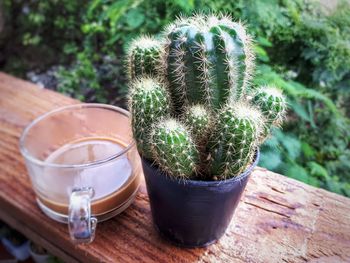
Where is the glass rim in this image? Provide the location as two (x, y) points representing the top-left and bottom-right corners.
(19, 103), (135, 169)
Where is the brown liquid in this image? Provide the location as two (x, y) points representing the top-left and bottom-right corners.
(37, 137), (140, 215)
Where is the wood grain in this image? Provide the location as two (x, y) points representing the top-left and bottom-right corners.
(0, 72), (349, 263)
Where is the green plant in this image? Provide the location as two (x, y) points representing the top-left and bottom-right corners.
(3, 0), (349, 195)
(162, 15), (254, 111)
(56, 52), (101, 101)
(252, 85), (287, 138)
(129, 77), (171, 160)
(128, 14), (286, 180)
(208, 103), (263, 178)
(183, 104), (211, 145)
(126, 36), (163, 80)
(1, 0), (86, 76)
(150, 118), (199, 178)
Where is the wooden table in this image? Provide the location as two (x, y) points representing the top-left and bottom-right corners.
(0, 72), (349, 263)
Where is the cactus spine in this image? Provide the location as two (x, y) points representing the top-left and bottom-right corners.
(163, 15), (254, 111)
(183, 105), (211, 145)
(208, 103), (263, 179)
(127, 36), (163, 80)
(253, 86), (287, 127)
(127, 14), (286, 180)
(150, 119), (199, 178)
(129, 78), (170, 160)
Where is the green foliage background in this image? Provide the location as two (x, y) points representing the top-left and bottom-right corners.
(1, 0), (349, 196)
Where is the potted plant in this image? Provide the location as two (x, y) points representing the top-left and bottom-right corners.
(127, 14), (287, 247)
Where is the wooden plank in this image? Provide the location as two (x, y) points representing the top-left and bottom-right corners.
(0, 72), (349, 263)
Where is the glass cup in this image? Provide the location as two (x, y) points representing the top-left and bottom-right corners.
(19, 104), (141, 243)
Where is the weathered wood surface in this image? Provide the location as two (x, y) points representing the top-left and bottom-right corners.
(0, 72), (349, 263)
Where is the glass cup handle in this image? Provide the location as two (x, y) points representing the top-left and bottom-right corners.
(68, 187), (97, 244)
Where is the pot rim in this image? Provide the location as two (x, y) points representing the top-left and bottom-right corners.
(142, 149), (260, 187)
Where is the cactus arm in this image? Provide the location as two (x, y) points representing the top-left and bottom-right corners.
(207, 134), (225, 177)
(252, 86), (287, 138)
(212, 25), (247, 103)
(166, 29), (188, 113)
(221, 26), (246, 101)
(126, 36), (162, 80)
(182, 104), (211, 145)
(183, 28), (206, 105)
(163, 15), (254, 111)
(208, 103), (263, 179)
(217, 19), (255, 93)
(182, 104), (212, 177)
(210, 26), (231, 108)
(129, 78), (170, 160)
(196, 33), (215, 106)
(130, 47), (158, 78)
(129, 49), (141, 78)
(151, 119), (199, 178)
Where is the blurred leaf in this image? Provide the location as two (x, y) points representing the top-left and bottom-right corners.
(254, 45), (270, 62)
(301, 141), (316, 158)
(288, 99), (313, 124)
(173, 0), (194, 12)
(325, 176), (344, 195)
(283, 163), (309, 183)
(308, 162), (329, 179)
(28, 13), (45, 25)
(104, 0), (136, 25)
(275, 130), (301, 160)
(126, 8), (145, 29)
(255, 65), (341, 116)
(307, 101), (316, 128)
(307, 176), (321, 187)
(256, 36), (273, 47)
(87, 0), (102, 17)
(63, 43), (78, 55)
(262, 134), (279, 149)
(259, 149), (282, 170)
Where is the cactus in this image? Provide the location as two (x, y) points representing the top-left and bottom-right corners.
(163, 14), (254, 111)
(253, 86), (287, 127)
(127, 14), (286, 180)
(127, 35), (163, 80)
(150, 118), (199, 178)
(252, 86), (287, 138)
(208, 103), (263, 179)
(182, 104), (211, 145)
(129, 78), (171, 160)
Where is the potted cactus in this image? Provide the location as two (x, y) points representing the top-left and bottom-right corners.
(127, 14), (286, 247)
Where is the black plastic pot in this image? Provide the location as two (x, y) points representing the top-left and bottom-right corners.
(142, 150), (260, 248)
